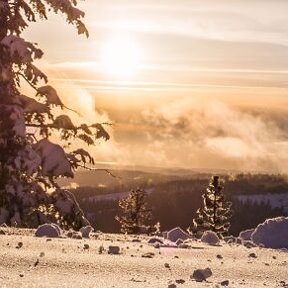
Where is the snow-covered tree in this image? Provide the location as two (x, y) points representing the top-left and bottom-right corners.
(192, 176), (233, 237)
(116, 188), (153, 234)
(0, 0), (109, 229)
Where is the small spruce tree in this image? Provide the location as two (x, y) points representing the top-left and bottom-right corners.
(192, 176), (232, 237)
(116, 188), (153, 234)
(0, 0), (110, 229)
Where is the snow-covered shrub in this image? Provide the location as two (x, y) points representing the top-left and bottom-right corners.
(35, 223), (61, 238)
(251, 217), (288, 249)
(201, 230), (220, 245)
(192, 176), (233, 238)
(239, 229), (255, 241)
(80, 225), (94, 238)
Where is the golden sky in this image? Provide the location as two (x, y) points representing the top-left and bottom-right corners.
(23, 0), (288, 172)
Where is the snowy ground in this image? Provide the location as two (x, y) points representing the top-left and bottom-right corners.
(0, 229), (287, 288)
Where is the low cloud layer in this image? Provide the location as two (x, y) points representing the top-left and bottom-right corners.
(108, 97), (288, 172)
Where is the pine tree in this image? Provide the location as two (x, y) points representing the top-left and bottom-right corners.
(116, 188), (153, 234)
(192, 176), (233, 237)
(0, 1), (109, 229)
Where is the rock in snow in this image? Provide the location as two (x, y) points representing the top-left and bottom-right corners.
(191, 268), (213, 282)
(201, 231), (220, 246)
(108, 246), (120, 255)
(242, 240), (257, 249)
(148, 237), (163, 245)
(251, 217), (288, 249)
(167, 227), (189, 243)
(239, 228), (255, 241)
(67, 230), (82, 239)
(35, 224), (61, 238)
(80, 226), (94, 238)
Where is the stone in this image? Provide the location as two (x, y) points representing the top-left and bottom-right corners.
(83, 243), (89, 250)
(175, 279), (185, 284)
(132, 238), (141, 243)
(242, 240), (257, 249)
(16, 242), (23, 249)
(167, 227), (189, 243)
(154, 242), (161, 249)
(148, 237), (163, 244)
(221, 280), (229, 286)
(248, 253), (257, 258)
(191, 268), (213, 282)
(67, 230), (82, 239)
(141, 252), (155, 258)
(108, 245), (120, 255)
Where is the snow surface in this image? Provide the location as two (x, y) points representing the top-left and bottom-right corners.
(0, 228), (287, 287)
(251, 217), (288, 249)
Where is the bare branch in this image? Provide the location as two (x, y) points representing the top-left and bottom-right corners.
(76, 165), (121, 179)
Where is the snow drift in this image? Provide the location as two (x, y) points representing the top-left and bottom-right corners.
(35, 223), (61, 238)
(201, 231), (220, 245)
(251, 217), (288, 249)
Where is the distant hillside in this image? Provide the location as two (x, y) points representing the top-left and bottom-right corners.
(67, 171), (288, 235)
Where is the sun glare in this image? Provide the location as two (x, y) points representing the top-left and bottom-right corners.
(100, 36), (143, 78)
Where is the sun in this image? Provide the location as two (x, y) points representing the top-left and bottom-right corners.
(100, 35), (143, 78)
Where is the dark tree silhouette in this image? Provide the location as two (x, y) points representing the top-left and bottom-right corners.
(0, 0), (109, 229)
(115, 188), (153, 234)
(192, 176), (233, 237)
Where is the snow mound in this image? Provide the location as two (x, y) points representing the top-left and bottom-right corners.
(167, 227), (188, 242)
(201, 231), (220, 245)
(251, 217), (288, 249)
(239, 229), (255, 241)
(35, 224), (61, 238)
(34, 139), (73, 177)
(80, 226), (94, 238)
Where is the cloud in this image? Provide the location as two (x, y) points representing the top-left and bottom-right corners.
(133, 97), (288, 172)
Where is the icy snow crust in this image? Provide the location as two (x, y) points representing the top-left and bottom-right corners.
(0, 228), (287, 287)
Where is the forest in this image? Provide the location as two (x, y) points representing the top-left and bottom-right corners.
(70, 172), (288, 235)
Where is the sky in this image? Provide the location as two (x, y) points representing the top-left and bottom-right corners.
(24, 0), (288, 172)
